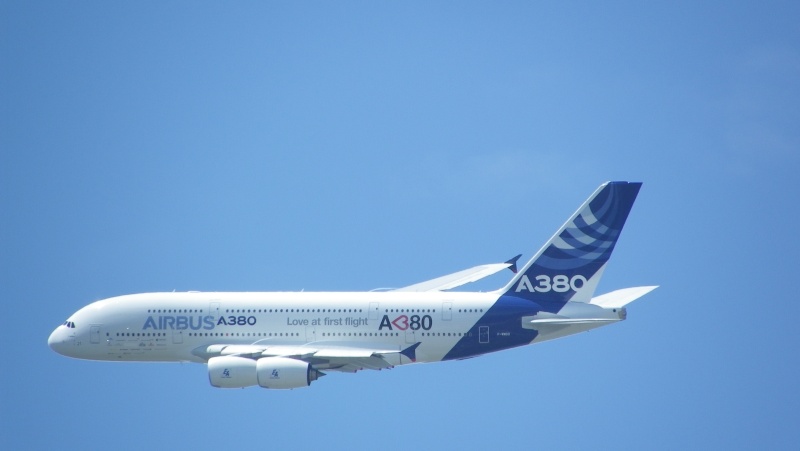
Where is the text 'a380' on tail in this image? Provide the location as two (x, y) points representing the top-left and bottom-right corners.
(499, 181), (642, 309)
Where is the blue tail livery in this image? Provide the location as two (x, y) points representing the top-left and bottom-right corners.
(502, 181), (641, 306)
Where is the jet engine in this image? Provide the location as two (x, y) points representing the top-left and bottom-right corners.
(208, 356), (323, 389)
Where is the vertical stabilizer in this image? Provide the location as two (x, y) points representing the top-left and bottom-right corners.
(501, 182), (641, 306)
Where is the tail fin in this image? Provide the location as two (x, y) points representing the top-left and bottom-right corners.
(500, 181), (641, 305)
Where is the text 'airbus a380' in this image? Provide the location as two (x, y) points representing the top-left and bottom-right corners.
(49, 181), (656, 390)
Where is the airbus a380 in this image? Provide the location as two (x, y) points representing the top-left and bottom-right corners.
(49, 181), (656, 390)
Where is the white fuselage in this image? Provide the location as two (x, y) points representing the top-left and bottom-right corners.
(48, 291), (527, 365)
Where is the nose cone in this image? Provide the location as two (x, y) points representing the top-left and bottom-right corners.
(48, 327), (69, 356)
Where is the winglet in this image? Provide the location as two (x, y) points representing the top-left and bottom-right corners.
(505, 254), (522, 274)
(400, 342), (421, 362)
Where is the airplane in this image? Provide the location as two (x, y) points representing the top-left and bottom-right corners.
(48, 181), (656, 390)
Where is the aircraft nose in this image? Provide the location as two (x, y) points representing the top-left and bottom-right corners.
(48, 327), (68, 355)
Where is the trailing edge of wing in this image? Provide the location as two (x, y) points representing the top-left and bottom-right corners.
(395, 255), (522, 292)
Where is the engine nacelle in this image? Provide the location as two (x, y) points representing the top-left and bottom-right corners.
(208, 356), (324, 389)
(208, 356), (257, 388)
(257, 357), (323, 389)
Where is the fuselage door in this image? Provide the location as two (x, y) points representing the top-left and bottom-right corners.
(209, 301), (221, 319)
(442, 302), (453, 321)
(173, 329), (183, 344)
(90, 325), (101, 344)
(479, 326), (489, 344)
(368, 302), (379, 320)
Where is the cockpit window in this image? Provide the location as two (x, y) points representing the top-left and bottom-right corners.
(62, 321), (75, 328)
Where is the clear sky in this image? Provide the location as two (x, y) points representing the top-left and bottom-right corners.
(2, 2), (799, 449)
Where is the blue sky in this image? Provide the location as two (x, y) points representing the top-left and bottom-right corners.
(2, 1), (799, 449)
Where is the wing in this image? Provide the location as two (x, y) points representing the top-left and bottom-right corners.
(394, 254), (521, 292)
(194, 342), (421, 373)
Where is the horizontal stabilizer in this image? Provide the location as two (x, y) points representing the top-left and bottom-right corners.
(521, 314), (619, 329)
(526, 317), (618, 325)
(590, 286), (658, 308)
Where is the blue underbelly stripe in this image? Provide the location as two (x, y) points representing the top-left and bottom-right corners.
(442, 295), (559, 361)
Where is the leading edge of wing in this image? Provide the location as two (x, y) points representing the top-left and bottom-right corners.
(394, 255), (522, 292)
